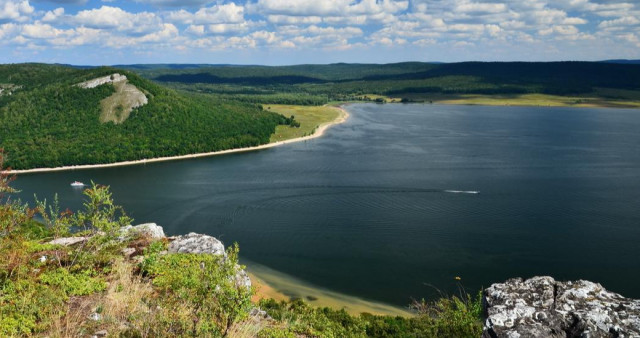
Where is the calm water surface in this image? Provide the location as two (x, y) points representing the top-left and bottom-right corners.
(14, 103), (640, 305)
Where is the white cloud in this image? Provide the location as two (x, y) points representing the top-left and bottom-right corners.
(207, 22), (250, 34)
(22, 22), (62, 38)
(75, 6), (163, 35)
(248, 0), (407, 16)
(267, 14), (322, 25)
(185, 24), (204, 35)
(0, 22), (18, 39)
(166, 3), (244, 25)
(0, 0), (34, 22)
(563, 17), (587, 25)
(456, 2), (507, 14)
(598, 16), (640, 28)
(41, 7), (63, 22)
(134, 0), (212, 7)
(586, 2), (635, 17)
(138, 23), (178, 42)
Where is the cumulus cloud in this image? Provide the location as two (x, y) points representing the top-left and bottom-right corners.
(74, 6), (165, 35)
(165, 3), (244, 25)
(455, 2), (507, 14)
(34, 0), (86, 4)
(0, 0), (34, 22)
(598, 15), (640, 28)
(0, 22), (18, 39)
(267, 14), (322, 25)
(135, 0), (212, 7)
(41, 7), (63, 22)
(248, 0), (408, 17)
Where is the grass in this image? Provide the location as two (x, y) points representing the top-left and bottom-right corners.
(268, 104), (344, 143)
(393, 88), (640, 109)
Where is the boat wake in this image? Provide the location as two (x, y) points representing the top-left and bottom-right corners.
(444, 190), (479, 194)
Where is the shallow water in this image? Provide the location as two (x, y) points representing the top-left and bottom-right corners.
(13, 103), (640, 306)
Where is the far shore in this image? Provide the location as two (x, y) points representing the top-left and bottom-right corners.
(5, 105), (349, 175)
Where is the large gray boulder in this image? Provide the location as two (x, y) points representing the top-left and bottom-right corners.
(483, 276), (640, 338)
(119, 223), (166, 240)
(168, 232), (226, 256)
(168, 232), (251, 289)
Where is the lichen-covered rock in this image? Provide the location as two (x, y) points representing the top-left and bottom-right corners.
(168, 232), (226, 256)
(121, 247), (136, 257)
(77, 73), (127, 88)
(168, 233), (251, 289)
(483, 276), (640, 338)
(48, 236), (89, 246)
(119, 223), (166, 240)
(234, 267), (252, 290)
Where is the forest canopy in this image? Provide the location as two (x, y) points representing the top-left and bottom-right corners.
(0, 64), (289, 170)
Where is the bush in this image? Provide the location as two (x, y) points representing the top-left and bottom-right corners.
(39, 268), (106, 296)
(259, 298), (368, 338)
(142, 243), (254, 336)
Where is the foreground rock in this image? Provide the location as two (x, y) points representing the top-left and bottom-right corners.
(120, 223), (166, 240)
(168, 232), (226, 256)
(483, 276), (640, 338)
(44, 225), (251, 289)
(168, 232), (251, 290)
(48, 236), (88, 246)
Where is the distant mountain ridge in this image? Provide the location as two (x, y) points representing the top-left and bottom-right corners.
(600, 59), (640, 64)
(123, 61), (640, 104)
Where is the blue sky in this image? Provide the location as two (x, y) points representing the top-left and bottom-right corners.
(1, 0), (639, 65)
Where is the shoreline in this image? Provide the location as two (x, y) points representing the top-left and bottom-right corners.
(246, 262), (413, 317)
(5, 105), (349, 175)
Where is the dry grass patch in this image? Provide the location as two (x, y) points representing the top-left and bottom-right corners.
(102, 258), (153, 324)
(268, 105), (343, 143)
(44, 295), (101, 338)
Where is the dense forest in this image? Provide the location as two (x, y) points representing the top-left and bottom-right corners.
(0, 64), (290, 170)
(125, 62), (640, 105)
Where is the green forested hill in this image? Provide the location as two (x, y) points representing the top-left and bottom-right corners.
(0, 64), (288, 170)
(127, 61), (640, 105)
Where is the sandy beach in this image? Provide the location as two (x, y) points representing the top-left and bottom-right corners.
(5, 105), (349, 175)
(247, 263), (412, 317)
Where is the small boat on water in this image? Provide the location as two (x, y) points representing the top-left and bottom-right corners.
(70, 181), (85, 187)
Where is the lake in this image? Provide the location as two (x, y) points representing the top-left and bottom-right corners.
(13, 103), (640, 307)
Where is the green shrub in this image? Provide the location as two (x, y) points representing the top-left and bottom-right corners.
(409, 290), (484, 338)
(258, 327), (297, 338)
(259, 298), (368, 338)
(259, 291), (483, 338)
(143, 244), (254, 336)
(0, 278), (66, 335)
(39, 268), (106, 296)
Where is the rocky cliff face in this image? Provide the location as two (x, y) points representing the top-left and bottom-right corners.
(483, 276), (640, 338)
(76, 73), (148, 124)
(76, 73), (128, 89)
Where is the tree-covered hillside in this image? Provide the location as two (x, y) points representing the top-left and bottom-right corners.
(0, 64), (289, 170)
(128, 62), (640, 105)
